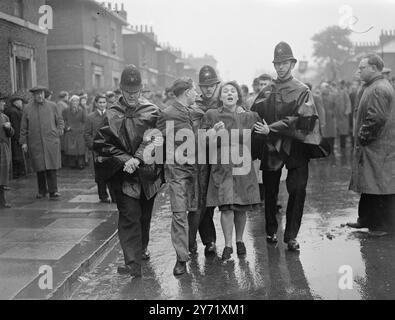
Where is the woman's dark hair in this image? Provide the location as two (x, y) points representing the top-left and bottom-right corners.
(217, 81), (243, 107)
(94, 93), (107, 103)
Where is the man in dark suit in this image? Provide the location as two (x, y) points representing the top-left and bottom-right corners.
(84, 93), (114, 203)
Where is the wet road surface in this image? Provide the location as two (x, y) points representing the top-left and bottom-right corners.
(71, 150), (395, 300)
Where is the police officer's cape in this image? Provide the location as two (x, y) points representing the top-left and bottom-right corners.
(252, 82), (331, 159)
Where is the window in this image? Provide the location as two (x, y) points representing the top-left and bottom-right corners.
(15, 57), (29, 91)
(92, 64), (104, 89)
(14, 0), (24, 18)
(9, 42), (36, 92)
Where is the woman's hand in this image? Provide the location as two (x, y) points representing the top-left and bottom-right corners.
(254, 120), (270, 135)
(213, 121), (225, 132)
(124, 157), (140, 174)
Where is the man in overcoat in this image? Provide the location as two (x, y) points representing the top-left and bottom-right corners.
(94, 65), (163, 278)
(252, 42), (322, 251)
(5, 94), (27, 178)
(347, 54), (395, 235)
(19, 86), (64, 200)
(156, 77), (204, 275)
(0, 92), (14, 208)
(84, 93), (114, 203)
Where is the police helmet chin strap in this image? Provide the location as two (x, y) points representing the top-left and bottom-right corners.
(278, 62), (294, 81)
(201, 83), (218, 99)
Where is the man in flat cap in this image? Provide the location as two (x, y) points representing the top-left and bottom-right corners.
(94, 65), (163, 279)
(20, 86), (64, 199)
(156, 77), (204, 276)
(252, 42), (323, 251)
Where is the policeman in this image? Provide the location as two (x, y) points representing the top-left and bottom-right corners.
(190, 65), (221, 256)
(94, 65), (163, 278)
(252, 42), (321, 251)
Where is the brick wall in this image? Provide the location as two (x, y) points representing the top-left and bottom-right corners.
(0, 2), (48, 95)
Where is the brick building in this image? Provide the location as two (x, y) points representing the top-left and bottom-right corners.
(46, 0), (127, 96)
(0, 0), (48, 95)
(156, 47), (178, 90)
(123, 25), (160, 92)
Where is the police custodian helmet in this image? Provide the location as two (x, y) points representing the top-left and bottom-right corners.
(272, 41), (297, 64)
(198, 65), (220, 86)
(120, 64), (142, 92)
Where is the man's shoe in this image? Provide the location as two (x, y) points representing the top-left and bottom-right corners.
(117, 265), (132, 275)
(266, 234), (278, 244)
(346, 221), (366, 229)
(142, 248), (150, 260)
(236, 241), (246, 256)
(2, 186), (11, 190)
(99, 198), (111, 203)
(173, 261), (187, 276)
(287, 239), (300, 251)
(0, 203), (11, 209)
(36, 193), (47, 199)
(49, 192), (61, 200)
(204, 242), (216, 256)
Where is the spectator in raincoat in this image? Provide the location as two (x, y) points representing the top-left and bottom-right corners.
(63, 95), (87, 169)
(19, 86), (64, 199)
(5, 93), (27, 178)
(347, 54), (395, 236)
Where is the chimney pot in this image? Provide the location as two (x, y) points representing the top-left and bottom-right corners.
(108, 2), (111, 9)
(122, 3), (125, 11)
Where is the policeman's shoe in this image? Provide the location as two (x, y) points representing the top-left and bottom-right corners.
(142, 248), (151, 260)
(346, 221), (366, 229)
(287, 239), (300, 251)
(236, 241), (246, 256)
(36, 193), (47, 199)
(117, 263), (142, 278)
(221, 246), (233, 260)
(204, 242), (216, 256)
(266, 234), (278, 244)
(173, 261), (187, 276)
(49, 192), (61, 200)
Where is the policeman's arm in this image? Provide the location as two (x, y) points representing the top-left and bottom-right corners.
(93, 116), (133, 165)
(134, 107), (160, 164)
(358, 87), (391, 146)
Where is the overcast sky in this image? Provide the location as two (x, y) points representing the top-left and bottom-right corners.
(117, 0), (395, 85)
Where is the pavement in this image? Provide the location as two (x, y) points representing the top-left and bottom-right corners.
(70, 148), (395, 300)
(0, 167), (118, 300)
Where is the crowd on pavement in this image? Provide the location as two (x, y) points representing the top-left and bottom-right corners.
(1, 41), (395, 280)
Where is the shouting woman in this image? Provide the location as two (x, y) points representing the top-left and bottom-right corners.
(200, 81), (262, 260)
